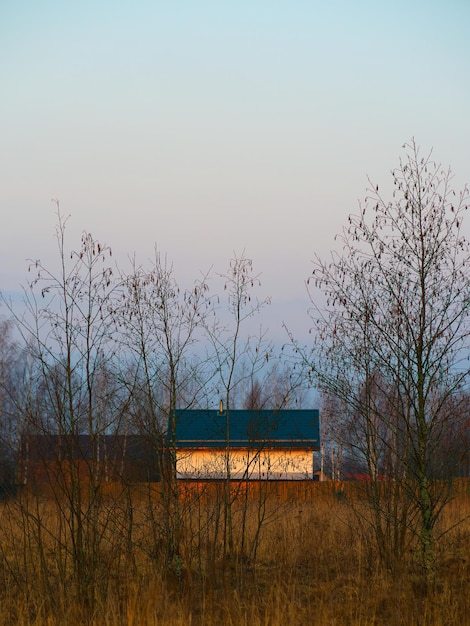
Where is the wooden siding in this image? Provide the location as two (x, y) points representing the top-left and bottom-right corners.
(176, 448), (314, 480)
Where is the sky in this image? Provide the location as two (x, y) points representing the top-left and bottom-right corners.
(1, 0), (470, 342)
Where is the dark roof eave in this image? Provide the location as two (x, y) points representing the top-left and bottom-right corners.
(174, 443), (320, 450)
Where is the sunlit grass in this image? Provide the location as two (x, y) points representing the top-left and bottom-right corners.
(0, 481), (467, 625)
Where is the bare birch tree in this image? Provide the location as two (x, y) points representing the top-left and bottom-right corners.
(304, 140), (470, 584)
(203, 253), (273, 569)
(10, 206), (122, 606)
(117, 250), (211, 571)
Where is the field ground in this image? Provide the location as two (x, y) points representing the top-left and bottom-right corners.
(0, 480), (468, 625)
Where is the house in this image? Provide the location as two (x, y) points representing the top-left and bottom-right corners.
(172, 408), (320, 480)
(19, 433), (160, 485)
(313, 469), (329, 482)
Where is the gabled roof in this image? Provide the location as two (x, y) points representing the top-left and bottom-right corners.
(20, 434), (159, 464)
(173, 409), (320, 450)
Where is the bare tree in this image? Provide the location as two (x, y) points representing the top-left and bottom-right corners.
(10, 206), (122, 606)
(0, 318), (26, 495)
(203, 253), (273, 567)
(117, 249), (211, 570)
(303, 140), (470, 585)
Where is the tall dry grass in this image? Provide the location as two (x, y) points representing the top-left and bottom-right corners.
(0, 481), (467, 625)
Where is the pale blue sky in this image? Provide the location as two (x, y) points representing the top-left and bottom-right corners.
(1, 0), (469, 337)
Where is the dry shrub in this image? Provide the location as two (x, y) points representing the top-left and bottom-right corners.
(0, 481), (467, 625)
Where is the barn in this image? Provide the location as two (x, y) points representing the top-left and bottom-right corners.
(172, 407), (320, 480)
(19, 433), (160, 485)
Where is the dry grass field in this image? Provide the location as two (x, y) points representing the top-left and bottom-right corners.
(0, 481), (468, 625)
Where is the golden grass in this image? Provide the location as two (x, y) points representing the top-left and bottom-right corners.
(0, 481), (467, 625)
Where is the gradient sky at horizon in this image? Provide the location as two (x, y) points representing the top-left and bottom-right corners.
(1, 0), (469, 340)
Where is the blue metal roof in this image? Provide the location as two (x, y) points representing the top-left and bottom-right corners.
(172, 409), (320, 450)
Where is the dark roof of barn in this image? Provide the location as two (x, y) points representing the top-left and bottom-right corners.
(172, 409), (320, 450)
(20, 434), (159, 462)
